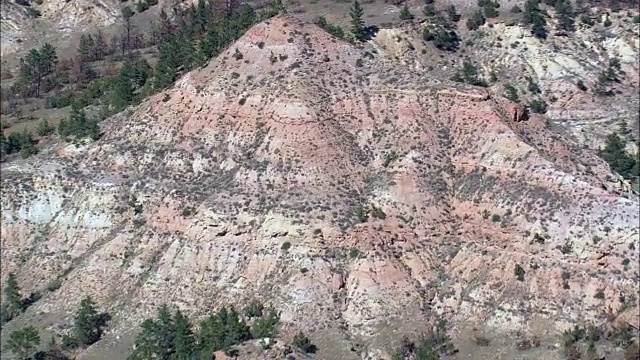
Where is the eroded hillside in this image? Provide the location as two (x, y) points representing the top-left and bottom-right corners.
(1, 13), (639, 360)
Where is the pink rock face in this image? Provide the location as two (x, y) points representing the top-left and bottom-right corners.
(0, 15), (638, 359)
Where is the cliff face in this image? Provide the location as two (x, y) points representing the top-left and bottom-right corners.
(1, 14), (638, 360)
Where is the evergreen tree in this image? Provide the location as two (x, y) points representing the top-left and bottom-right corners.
(172, 310), (195, 360)
(452, 59), (488, 87)
(555, 0), (575, 32)
(350, 0), (366, 41)
(93, 30), (107, 60)
(122, 6), (135, 54)
(19, 130), (39, 159)
(0, 131), (8, 160)
(224, 307), (251, 346)
(250, 307), (280, 338)
(73, 296), (105, 346)
(3, 273), (23, 318)
(158, 9), (174, 42)
(78, 34), (95, 63)
(59, 104), (100, 141)
(19, 43), (58, 97)
(155, 305), (176, 358)
(112, 57), (151, 110)
(5, 326), (40, 359)
(155, 32), (195, 89)
(39, 43), (58, 75)
(73, 296), (102, 346)
(600, 133), (638, 180)
(523, 0), (547, 39)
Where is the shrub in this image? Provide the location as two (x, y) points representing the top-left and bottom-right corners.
(504, 84), (519, 101)
(36, 119), (55, 136)
(281, 242), (291, 251)
(399, 5), (414, 20)
(529, 99), (547, 114)
(5, 326), (40, 359)
(467, 10), (486, 30)
(491, 214), (501, 222)
(371, 205), (386, 220)
(46, 93), (73, 109)
(576, 79), (587, 91)
(452, 59), (488, 87)
(315, 16), (345, 39)
(47, 278), (63, 292)
(233, 48), (243, 60)
(514, 264), (525, 281)
(292, 332), (317, 353)
(446, 5), (461, 22)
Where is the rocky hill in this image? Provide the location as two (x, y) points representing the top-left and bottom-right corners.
(1, 13), (639, 360)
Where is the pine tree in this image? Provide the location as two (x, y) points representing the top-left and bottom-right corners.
(128, 320), (158, 360)
(173, 310), (195, 360)
(73, 296), (103, 346)
(600, 133), (638, 180)
(483, 1), (499, 18)
(59, 104), (99, 141)
(18, 43), (57, 97)
(224, 307), (251, 346)
(93, 30), (107, 60)
(251, 307), (280, 338)
(158, 9), (174, 42)
(523, 0), (547, 39)
(112, 57), (151, 110)
(39, 43), (58, 76)
(0, 131), (8, 160)
(19, 130), (38, 158)
(3, 273), (23, 317)
(350, 0), (366, 42)
(5, 326), (40, 359)
(122, 6), (135, 54)
(555, 0), (575, 32)
(155, 305), (175, 358)
(78, 34), (95, 63)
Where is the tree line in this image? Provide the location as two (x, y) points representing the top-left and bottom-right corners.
(2, 270), (317, 359)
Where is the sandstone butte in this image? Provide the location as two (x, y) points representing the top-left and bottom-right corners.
(1, 14), (638, 360)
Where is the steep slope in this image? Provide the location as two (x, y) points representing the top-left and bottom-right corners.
(1, 14), (638, 359)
